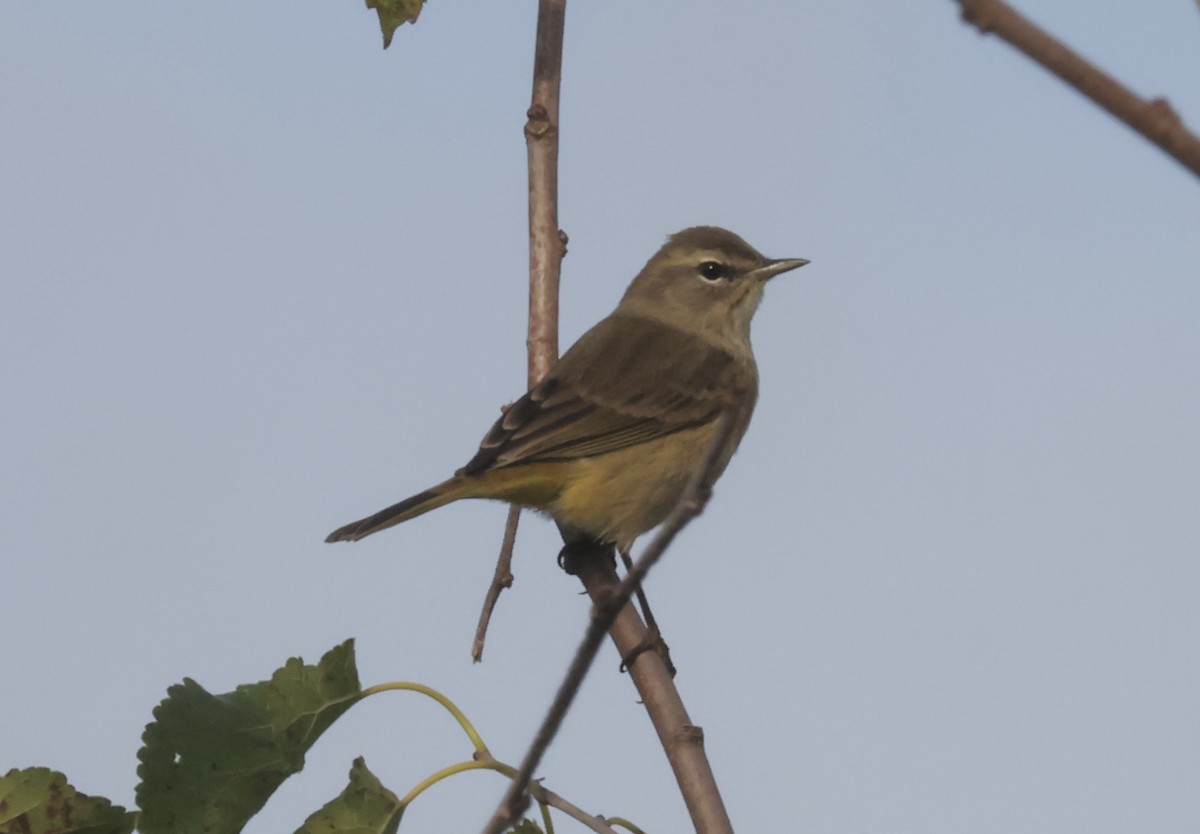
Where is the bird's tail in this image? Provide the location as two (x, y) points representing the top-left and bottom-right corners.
(325, 477), (465, 542)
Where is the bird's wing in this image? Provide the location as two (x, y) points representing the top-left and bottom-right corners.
(458, 313), (755, 475)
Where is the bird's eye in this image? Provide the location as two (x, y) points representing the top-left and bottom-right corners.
(697, 261), (728, 282)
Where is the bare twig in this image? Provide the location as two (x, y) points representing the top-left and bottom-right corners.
(481, 398), (747, 834)
(535, 785), (620, 834)
(472, 506), (520, 662)
(472, 0), (568, 662)
(955, 0), (1200, 179)
(525, 1), (567, 384)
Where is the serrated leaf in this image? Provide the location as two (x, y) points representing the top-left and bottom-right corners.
(0, 767), (134, 834)
(294, 757), (402, 834)
(365, 0), (425, 49)
(266, 638), (363, 748)
(135, 640), (362, 834)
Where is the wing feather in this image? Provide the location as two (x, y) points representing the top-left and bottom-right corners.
(458, 313), (755, 476)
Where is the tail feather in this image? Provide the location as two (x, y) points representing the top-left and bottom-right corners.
(325, 478), (462, 542)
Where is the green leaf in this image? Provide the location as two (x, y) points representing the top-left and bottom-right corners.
(135, 640), (362, 834)
(365, 0), (425, 49)
(294, 758), (402, 834)
(0, 767), (134, 834)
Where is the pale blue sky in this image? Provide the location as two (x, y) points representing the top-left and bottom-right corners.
(3, 2), (1199, 833)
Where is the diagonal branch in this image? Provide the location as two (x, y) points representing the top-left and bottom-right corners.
(480, 397), (747, 834)
(955, 0), (1200, 179)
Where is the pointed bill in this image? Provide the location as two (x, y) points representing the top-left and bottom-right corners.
(748, 258), (810, 282)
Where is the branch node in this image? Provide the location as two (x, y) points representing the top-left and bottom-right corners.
(1146, 96), (1181, 137)
(677, 724), (705, 745)
(958, 1), (994, 34)
(525, 104), (554, 139)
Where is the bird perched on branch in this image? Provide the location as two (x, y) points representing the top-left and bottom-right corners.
(326, 226), (808, 551)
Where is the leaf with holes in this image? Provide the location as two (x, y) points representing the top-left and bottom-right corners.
(0, 767), (134, 834)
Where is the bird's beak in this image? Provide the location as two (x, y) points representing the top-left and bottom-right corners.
(750, 258), (810, 282)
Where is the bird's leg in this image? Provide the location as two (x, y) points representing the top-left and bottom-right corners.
(555, 526), (675, 677)
(618, 546), (676, 678)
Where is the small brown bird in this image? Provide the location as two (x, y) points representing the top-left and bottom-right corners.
(326, 226), (807, 551)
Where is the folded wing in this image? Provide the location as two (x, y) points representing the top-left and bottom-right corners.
(458, 313), (755, 475)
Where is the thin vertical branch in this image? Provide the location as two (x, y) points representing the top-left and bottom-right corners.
(525, 0), (568, 383)
(472, 0), (568, 663)
(478, 1), (567, 829)
(955, 0), (1200, 179)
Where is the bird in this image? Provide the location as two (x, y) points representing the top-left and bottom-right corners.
(326, 226), (807, 552)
